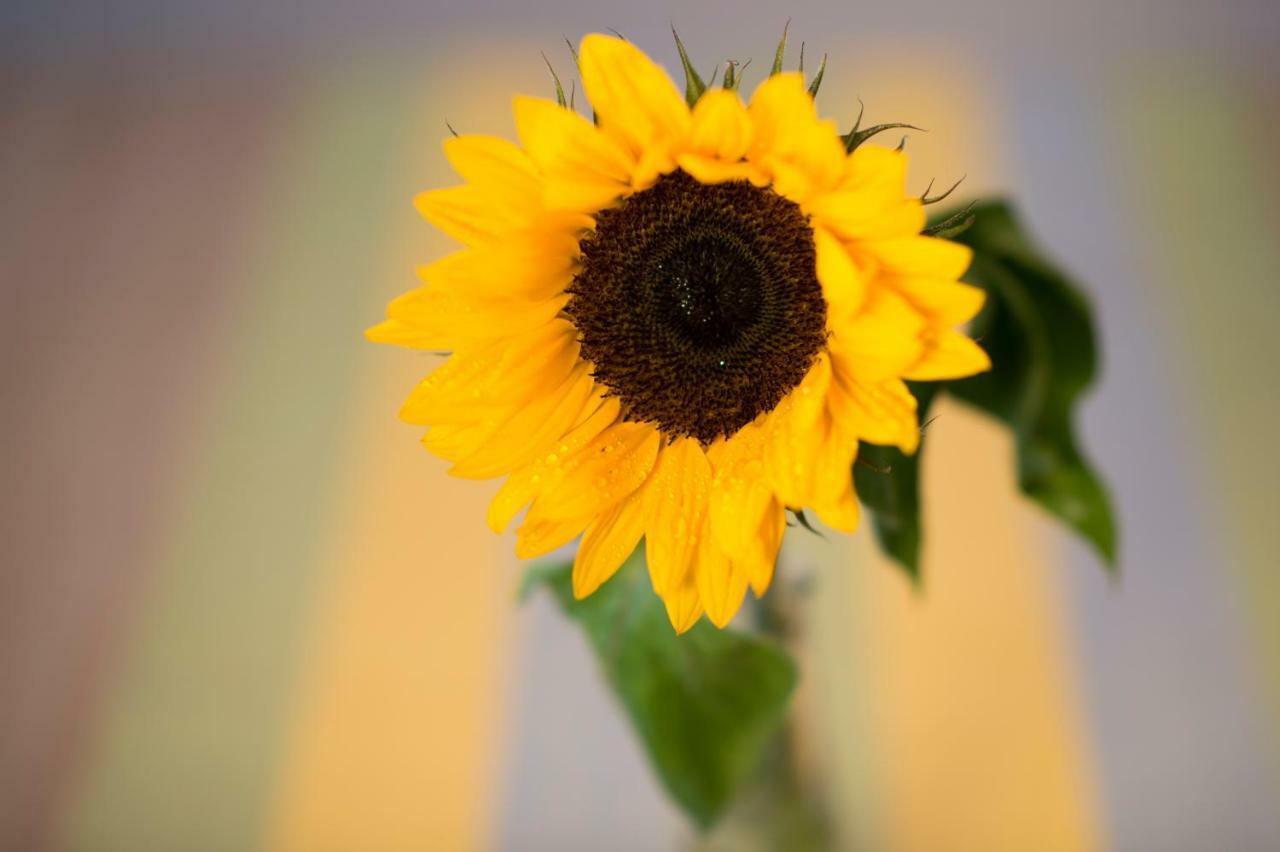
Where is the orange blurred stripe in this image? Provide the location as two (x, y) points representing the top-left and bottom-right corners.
(262, 54), (529, 852)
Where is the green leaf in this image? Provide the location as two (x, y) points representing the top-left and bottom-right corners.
(525, 550), (798, 829)
(853, 383), (937, 580)
(946, 201), (1118, 567)
(856, 203), (1117, 578)
(671, 27), (706, 106)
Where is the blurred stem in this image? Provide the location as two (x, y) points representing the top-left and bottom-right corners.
(699, 577), (833, 851)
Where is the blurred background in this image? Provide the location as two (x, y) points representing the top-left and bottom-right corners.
(3, 0), (1279, 849)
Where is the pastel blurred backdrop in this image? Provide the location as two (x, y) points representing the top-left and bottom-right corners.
(3, 1), (1279, 849)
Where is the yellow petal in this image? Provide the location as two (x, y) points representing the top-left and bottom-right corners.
(485, 396), (620, 533)
(572, 486), (647, 599)
(746, 73), (845, 202)
(450, 364), (597, 479)
(889, 276), (986, 326)
(529, 420), (660, 522)
(442, 134), (540, 205)
(813, 226), (868, 316)
(674, 153), (768, 186)
(811, 466), (860, 533)
(399, 320), (576, 425)
(414, 184), (532, 246)
(372, 285), (568, 351)
(808, 192), (925, 241)
(807, 147), (923, 240)
(742, 502), (785, 596)
(905, 328), (992, 380)
(419, 213), (588, 303)
(696, 530), (749, 629)
(513, 95), (634, 210)
(578, 34), (690, 165)
(763, 355), (832, 508)
(707, 422), (783, 582)
(515, 516), (587, 560)
(827, 288), (927, 381)
(839, 145), (910, 199)
(862, 235), (972, 279)
(660, 567), (704, 634)
(643, 438), (712, 597)
(687, 88), (752, 162)
(827, 371), (920, 453)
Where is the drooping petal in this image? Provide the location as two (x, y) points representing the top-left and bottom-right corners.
(515, 516), (588, 560)
(527, 420), (661, 522)
(578, 34), (690, 182)
(661, 566), (704, 635)
(450, 364), (598, 479)
(399, 320), (577, 425)
(707, 422), (783, 583)
(742, 502), (785, 596)
(763, 355), (832, 509)
(573, 486), (648, 599)
(485, 396), (620, 533)
(696, 529), (749, 629)
(643, 438), (712, 597)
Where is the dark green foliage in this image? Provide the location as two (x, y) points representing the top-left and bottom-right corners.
(858, 201), (1118, 578)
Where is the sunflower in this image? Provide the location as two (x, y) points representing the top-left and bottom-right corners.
(368, 34), (990, 632)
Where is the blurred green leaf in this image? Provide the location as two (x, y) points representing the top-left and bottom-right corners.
(853, 383), (937, 580)
(947, 201), (1118, 567)
(525, 550), (797, 829)
(857, 201), (1117, 577)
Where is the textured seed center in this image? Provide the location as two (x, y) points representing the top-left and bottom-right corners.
(566, 170), (827, 443)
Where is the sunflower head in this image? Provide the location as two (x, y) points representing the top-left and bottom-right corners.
(368, 32), (990, 633)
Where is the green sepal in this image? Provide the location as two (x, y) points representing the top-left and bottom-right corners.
(843, 122), (923, 153)
(923, 201), (976, 238)
(770, 20), (790, 76)
(921, 175), (965, 206)
(787, 508), (826, 538)
(523, 548), (798, 830)
(727, 60), (747, 90)
(541, 52), (567, 108)
(672, 27), (707, 106)
(807, 53), (828, 98)
(946, 201), (1119, 568)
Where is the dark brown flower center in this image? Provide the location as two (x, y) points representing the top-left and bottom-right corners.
(566, 170), (827, 444)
